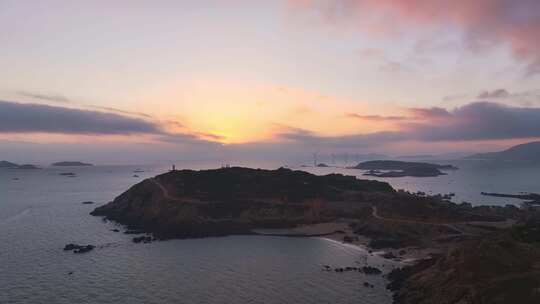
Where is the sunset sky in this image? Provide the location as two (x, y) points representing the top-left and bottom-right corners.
(1, 0), (540, 163)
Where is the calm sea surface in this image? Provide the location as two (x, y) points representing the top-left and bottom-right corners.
(1, 160), (538, 303)
(301, 160), (540, 206)
(1, 163), (395, 304)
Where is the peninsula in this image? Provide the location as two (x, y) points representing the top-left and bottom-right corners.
(90, 167), (537, 302)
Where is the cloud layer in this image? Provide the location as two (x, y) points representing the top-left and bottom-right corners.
(404, 102), (540, 141)
(290, 0), (540, 75)
(0, 100), (161, 135)
(284, 102), (540, 150)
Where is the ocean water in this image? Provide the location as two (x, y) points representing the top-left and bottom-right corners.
(2, 160), (538, 304)
(0, 164), (395, 304)
(299, 160), (540, 206)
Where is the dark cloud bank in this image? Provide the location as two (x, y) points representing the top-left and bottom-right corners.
(0, 100), (160, 135)
(283, 102), (540, 148)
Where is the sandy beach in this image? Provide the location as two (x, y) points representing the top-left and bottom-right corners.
(253, 221), (437, 263)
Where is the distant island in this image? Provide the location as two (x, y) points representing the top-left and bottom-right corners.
(90, 166), (538, 303)
(52, 161), (93, 167)
(0, 160), (40, 170)
(466, 141), (540, 161)
(352, 160), (458, 177)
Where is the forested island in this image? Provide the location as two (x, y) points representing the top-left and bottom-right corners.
(90, 167), (539, 303)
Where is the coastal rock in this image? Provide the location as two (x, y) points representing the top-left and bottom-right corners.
(132, 236), (152, 243)
(124, 230), (145, 235)
(63, 244), (95, 253)
(361, 266), (382, 275)
(59, 172), (76, 177)
(63, 243), (78, 251)
(382, 252), (397, 259)
(74, 245), (95, 253)
(343, 235), (359, 243)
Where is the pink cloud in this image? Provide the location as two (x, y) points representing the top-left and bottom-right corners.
(289, 0), (540, 75)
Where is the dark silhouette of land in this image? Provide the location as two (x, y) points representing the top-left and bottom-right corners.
(0, 160), (40, 169)
(352, 160), (457, 177)
(52, 161), (93, 166)
(466, 141), (540, 161)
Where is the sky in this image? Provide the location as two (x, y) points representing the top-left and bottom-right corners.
(1, 0), (540, 164)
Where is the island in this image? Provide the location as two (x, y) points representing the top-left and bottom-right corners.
(351, 160), (457, 177)
(90, 167), (538, 302)
(0, 161), (20, 168)
(0, 160), (40, 169)
(52, 161), (93, 167)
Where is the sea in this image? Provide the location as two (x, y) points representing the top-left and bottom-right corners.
(1, 160), (539, 303)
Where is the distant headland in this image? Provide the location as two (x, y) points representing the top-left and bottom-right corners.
(51, 161), (93, 167)
(0, 160), (40, 170)
(465, 141), (540, 161)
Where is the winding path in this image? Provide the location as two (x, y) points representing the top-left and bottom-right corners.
(150, 178), (205, 204)
(150, 178), (181, 201)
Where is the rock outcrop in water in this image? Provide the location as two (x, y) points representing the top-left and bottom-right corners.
(63, 244), (95, 253)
